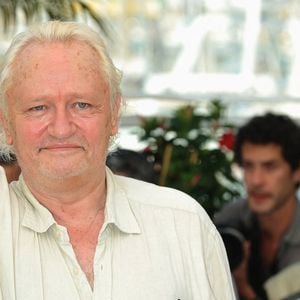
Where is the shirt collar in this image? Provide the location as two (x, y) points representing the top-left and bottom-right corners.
(16, 169), (141, 235)
(104, 167), (141, 234)
(284, 200), (300, 245)
(16, 175), (56, 233)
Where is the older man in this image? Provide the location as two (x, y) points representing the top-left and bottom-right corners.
(0, 21), (234, 299)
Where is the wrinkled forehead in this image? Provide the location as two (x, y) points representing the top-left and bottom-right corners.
(11, 40), (105, 80)
(4, 40), (111, 108)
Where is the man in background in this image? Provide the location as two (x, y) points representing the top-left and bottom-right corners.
(0, 152), (20, 182)
(215, 113), (300, 299)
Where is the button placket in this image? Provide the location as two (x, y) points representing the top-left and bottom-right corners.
(93, 226), (112, 299)
(53, 224), (93, 298)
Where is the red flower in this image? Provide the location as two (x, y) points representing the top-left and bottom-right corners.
(190, 174), (201, 187)
(143, 146), (153, 154)
(219, 130), (235, 151)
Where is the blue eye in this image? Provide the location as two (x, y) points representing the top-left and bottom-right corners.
(31, 105), (46, 111)
(75, 102), (90, 109)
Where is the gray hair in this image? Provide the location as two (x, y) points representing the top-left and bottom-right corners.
(0, 21), (123, 159)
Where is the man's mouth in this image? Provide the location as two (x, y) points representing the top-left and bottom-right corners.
(39, 144), (84, 152)
(249, 192), (271, 203)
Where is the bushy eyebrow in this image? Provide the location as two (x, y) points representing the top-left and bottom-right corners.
(242, 158), (280, 167)
(18, 91), (103, 104)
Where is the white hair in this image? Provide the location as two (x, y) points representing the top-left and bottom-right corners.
(0, 21), (123, 159)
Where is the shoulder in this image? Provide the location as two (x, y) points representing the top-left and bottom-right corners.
(217, 198), (249, 214)
(115, 174), (204, 213)
(214, 198), (252, 227)
(112, 174), (229, 266)
(106, 168), (221, 241)
(112, 173), (215, 231)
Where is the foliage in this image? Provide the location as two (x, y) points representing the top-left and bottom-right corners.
(0, 0), (110, 36)
(139, 100), (242, 217)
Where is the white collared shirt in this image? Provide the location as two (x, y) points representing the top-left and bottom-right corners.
(0, 167), (235, 299)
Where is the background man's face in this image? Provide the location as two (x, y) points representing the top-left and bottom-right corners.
(241, 142), (300, 215)
(3, 41), (119, 181)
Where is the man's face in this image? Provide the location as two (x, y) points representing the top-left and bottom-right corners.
(2, 41), (119, 181)
(241, 142), (300, 215)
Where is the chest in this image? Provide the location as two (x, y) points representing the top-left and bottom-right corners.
(67, 220), (103, 288)
(6, 226), (194, 300)
(249, 233), (300, 283)
(260, 238), (280, 269)
(70, 237), (98, 288)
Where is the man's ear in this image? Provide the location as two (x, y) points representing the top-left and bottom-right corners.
(0, 110), (13, 145)
(110, 95), (121, 136)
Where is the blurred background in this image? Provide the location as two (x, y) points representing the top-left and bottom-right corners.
(2, 1), (300, 122)
(1, 0), (300, 213)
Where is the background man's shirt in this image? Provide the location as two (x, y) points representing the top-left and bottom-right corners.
(214, 198), (300, 299)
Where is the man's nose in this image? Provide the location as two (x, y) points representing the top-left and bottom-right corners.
(248, 168), (265, 187)
(47, 107), (75, 139)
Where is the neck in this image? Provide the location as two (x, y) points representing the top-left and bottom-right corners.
(258, 197), (296, 240)
(23, 168), (107, 223)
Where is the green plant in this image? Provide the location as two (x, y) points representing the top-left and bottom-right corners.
(0, 0), (110, 36)
(139, 100), (242, 217)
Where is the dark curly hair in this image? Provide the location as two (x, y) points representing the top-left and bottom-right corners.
(234, 113), (300, 171)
